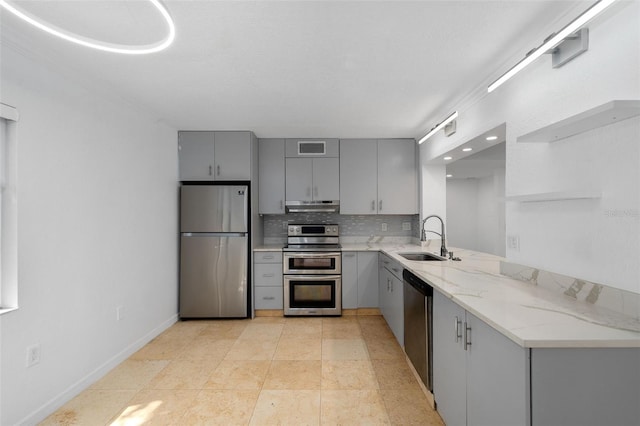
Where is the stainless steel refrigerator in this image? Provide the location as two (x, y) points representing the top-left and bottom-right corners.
(180, 184), (249, 318)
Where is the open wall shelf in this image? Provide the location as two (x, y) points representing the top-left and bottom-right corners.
(517, 100), (640, 143)
(504, 190), (601, 203)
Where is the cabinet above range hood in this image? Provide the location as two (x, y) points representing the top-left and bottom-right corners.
(285, 200), (340, 213)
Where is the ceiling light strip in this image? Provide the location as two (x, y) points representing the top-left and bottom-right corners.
(418, 111), (458, 144)
(0, 0), (176, 55)
(487, 0), (616, 93)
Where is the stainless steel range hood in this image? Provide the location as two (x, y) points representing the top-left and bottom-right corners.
(285, 200), (340, 213)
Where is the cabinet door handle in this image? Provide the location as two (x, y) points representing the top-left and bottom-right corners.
(280, 200), (283, 211)
(392, 267), (400, 274)
(217, 165), (221, 176)
(263, 296), (275, 300)
(208, 165), (213, 176)
(262, 273), (275, 278)
(464, 322), (472, 351)
(371, 200), (376, 211)
(454, 316), (462, 342)
(263, 255), (274, 260)
(344, 253), (355, 258)
(379, 200), (383, 211)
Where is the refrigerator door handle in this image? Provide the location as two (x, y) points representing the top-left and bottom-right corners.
(182, 232), (247, 237)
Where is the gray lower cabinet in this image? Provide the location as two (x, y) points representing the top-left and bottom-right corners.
(341, 251), (379, 310)
(530, 348), (640, 426)
(341, 252), (358, 309)
(433, 290), (640, 426)
(378, 253), (404, 346)
(433, 290), (529, 426)
(254, 251), (283, 310)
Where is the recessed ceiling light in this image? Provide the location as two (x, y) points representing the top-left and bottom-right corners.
(443, 156), (453, 161)
(0, 0), (176, 54)
(462, 148), (473, 152)
(486, 135), (498, 141)
(446, 174), (453, 178)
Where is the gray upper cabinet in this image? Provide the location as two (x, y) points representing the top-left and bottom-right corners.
(258, 139), (285, 214)
(285, 158), (313, 201)
(284, 138), (340, 202)
(285, 157), (339, 201)
(178, 131), (251, 181)
(340, 139), (417, 214)
(377, 139), (417, 214)
(178, 131), (216, 180)
(214, 131), (252, 180)
(340, 139), (378, 214)
(311, 157), (340, 200)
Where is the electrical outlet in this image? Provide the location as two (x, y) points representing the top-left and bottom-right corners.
(282, 221), (288, 230)
(507, 235), (520, 251)
(402, 222), (411, 231)
(26, 344), (41, 368)
(116, 305), (124, 321)
(381, 223), (388, 232)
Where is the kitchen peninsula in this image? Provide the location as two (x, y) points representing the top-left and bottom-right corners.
(255, 241), (640, 425)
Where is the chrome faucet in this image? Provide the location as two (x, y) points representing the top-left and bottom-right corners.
(420, 214), (448, 258)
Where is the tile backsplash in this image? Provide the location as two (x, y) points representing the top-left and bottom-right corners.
(262, 213), (419, 243)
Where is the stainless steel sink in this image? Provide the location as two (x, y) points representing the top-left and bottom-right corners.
(399, 252), (447, 261)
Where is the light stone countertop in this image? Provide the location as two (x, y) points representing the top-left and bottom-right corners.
(254, 241), (640, 348)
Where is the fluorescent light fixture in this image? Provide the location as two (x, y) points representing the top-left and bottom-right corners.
(0, 0), (176, 54)
(443, 156), (453, 161)
(462, 148), (473, 152)
(487, 0), (616, 92)
(418, 111), (459, 144)
(446, 174), (453, 178)
(486, 135), (498, 141)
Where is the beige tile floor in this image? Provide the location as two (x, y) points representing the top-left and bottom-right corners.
(41, 316), (444, 425)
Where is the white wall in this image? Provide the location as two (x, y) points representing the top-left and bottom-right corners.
(0, 45), (179, 424)
(446, 170), (505, 256)
(419, 164), (446, 225)
(420, 2), (640, 293)
(446, 179), (478, 250)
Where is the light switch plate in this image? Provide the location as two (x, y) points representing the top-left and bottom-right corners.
(402, 222), (411, 231)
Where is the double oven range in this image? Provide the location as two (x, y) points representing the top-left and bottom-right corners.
(283, 224), (342, 316)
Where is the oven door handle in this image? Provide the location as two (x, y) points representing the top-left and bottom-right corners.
(284, 275), (342, 281)
(284, 253), (341, 258)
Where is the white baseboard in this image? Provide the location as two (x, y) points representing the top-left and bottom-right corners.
(19, 314), (178, 426)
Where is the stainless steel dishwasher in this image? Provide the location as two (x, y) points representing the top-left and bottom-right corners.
(403, 269), (433, 391)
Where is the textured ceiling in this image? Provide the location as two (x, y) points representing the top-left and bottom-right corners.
(1, 1), (585, 138)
